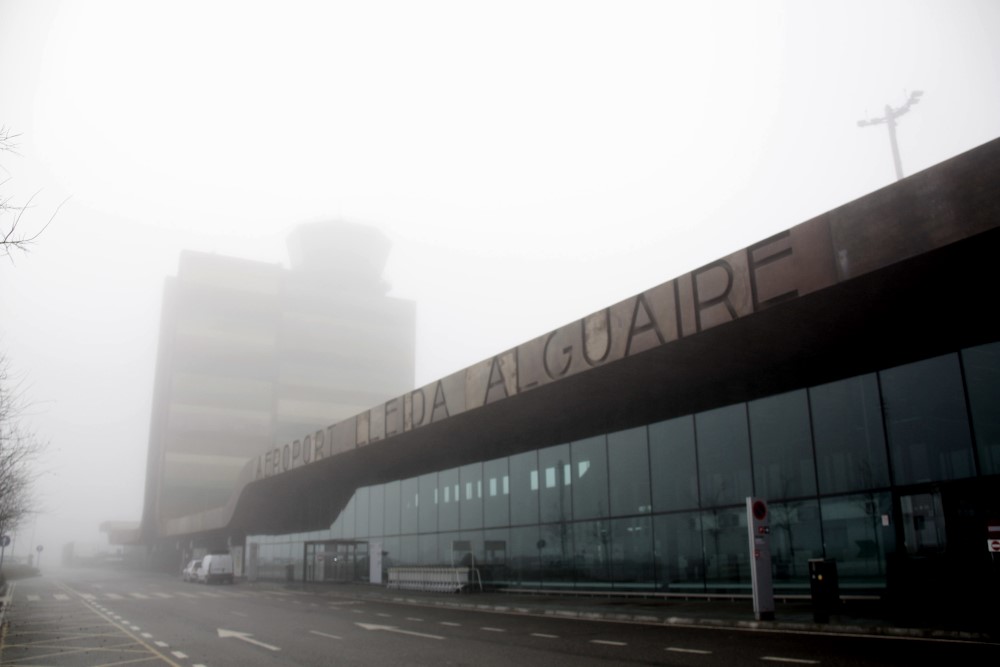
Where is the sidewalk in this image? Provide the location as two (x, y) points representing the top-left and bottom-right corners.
(246, 581), (1000, 644)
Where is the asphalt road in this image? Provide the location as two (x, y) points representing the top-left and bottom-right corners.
(2, 568), (998, 666)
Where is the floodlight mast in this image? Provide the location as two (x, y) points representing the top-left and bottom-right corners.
(858, 90), (923, 181)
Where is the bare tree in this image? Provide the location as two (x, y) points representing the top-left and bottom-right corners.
(0, 354), (45, 539)
(1, 126), (64, 261)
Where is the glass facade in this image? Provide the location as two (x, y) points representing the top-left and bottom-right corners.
(248, 343), (1000, 593)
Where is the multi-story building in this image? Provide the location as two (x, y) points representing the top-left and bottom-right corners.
(140, 221), (415, 541)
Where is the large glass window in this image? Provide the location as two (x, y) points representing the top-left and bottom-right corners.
(539, 444), (572, 524)
(881, 354), (975, 485)
(696, 404), (753, 507)
(649, 416), (699, 512)
(610, 516), (654, 589)
(768, 499), (822, 585)
(384, 480), (401, 536)
(573, 520), (611, 586)
(749, 390), (816, 500)
(653, 512), (704, 592)
(810, 374), (889, 494)
(508, 525), (540, 587)
(571, 436), (609, 520)
(820, 492), (893, 588)
(509, 450), (539, 526)
(539, 521), (574, 586)
(483, 457), (510, 527)
(418, 472), (438, 534)
(460, 462), (484, 529)
(369, 485), (384, 537)
(438, 468), (459, 532)
(701, 507), (749, 590)
(400, 477), (418, 534)
(963, 342), (1000, 476)
(481, 527), (510, 586)
(354, 486), (369, 538)
(608, 427), (651, 517)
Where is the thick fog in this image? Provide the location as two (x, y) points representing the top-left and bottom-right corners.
(1, 0), (999, 561)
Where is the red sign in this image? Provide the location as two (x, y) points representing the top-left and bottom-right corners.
(989, 539), (1000, 553)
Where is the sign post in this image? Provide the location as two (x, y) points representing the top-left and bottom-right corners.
(746, 497), (774, 621)
(0, 534), (10, 571)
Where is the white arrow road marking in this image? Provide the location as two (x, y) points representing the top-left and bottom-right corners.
(309, 630), (343, 640)
(355, 622), (445, 640)
(217, 628), (282, 651)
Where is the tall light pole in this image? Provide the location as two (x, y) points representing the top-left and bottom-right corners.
(858, 90), (923, 180)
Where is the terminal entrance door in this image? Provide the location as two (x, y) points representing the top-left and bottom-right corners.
(304, 540), (369, 583)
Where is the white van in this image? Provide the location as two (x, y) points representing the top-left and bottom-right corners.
(197, 553), (235, 584)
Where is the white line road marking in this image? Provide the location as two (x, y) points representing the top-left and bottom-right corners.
(762, 658), (820, 664)
(532, 633), (559, 639)
(130, 626), (141, 631)
(233, 611), (248, 617)
(177, 592), (199, 598)
(26, 595), (39, 601)
(141, 633), (153, 638)
(440, 621), (461, 627)
(53, 594), (70, 600)
(356, 622), (445, 641)
(218, 628), (281, 652)
(310, 630), (343, 640)
(153, 592), (173, 598)
(668, 647), (713, 654)
(482, 627), (506, 632)
(406, 617), (423, 622)
(591, 640), (628, 646)
(154, 641), (169, 648)
(376, 612), (391, 617)
(130, 593), (150, 599)
(172, 651), (188, 659)
(81, 594), (96, 600)
(352, 609), (365, 614)
(106, 593), (124, 600)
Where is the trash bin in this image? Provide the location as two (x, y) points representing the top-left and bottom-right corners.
(808, 558), (839, 623)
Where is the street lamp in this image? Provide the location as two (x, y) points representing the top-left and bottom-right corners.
(858, 90), (923, 181)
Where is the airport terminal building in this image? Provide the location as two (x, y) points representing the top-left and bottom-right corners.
(150, 139), (1000, 612)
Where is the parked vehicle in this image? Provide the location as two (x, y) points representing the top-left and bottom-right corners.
(182, 559), (202, 582)
(198, 553), (235, 584)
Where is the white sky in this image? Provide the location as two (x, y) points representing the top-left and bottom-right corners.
(1, 0), (998, 558)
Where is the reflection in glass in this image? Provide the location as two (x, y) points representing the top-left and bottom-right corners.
(881, 354), (974, 485)
(460, 462), (484, 529)
(418, 472), (438, 533)
(767, 499), (822, 584)
(509, 450), (539, 526)
(696, 404), (753, 507)
(539, 444), (572, 524)
(400, 477), (418, 534)
(653, 512), (704, 592)
(610, 516), (654, 589)
(384, 480), (401, 536)
(573, 520), (611, 586)
(810, 374), (889, 494)
(701, 507), (749, 591)
(608, 427), (651, 517)
(820, 493), (893, 587)
(749, 390), (816, 499)
(438, 468), (459, 532)
(483, 457), (510, 527)
(962, 342), (1000, 476)
(571, 435), (609, 520)
(649, 416), (699, 511)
